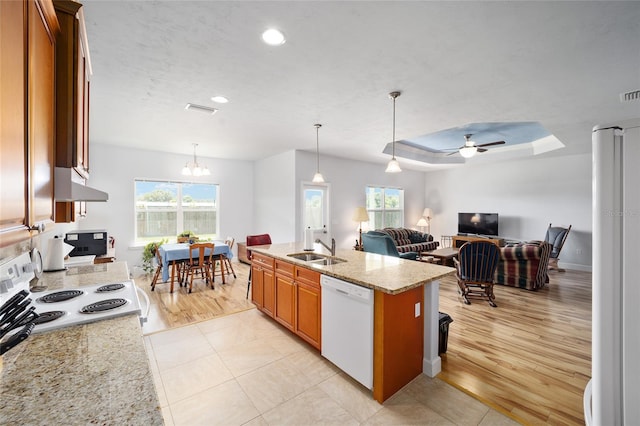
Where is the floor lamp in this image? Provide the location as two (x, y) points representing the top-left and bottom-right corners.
(352, 207), (370, 250)
(422, 208), (433, 235)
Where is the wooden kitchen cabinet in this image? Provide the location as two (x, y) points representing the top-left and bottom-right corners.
(0, 0), (28, 241)
(0, 0), (58, 246)
(274, 260), (295, 332)
(251, 253), (322, 350)
(53, 0), (91, 222)
(251, 252), (274, 316)
(294, 266), (321, 349)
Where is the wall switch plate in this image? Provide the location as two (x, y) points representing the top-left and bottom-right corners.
(415, 302), (421, 318)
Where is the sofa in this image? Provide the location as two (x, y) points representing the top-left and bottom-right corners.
(494, 240), (552, 290)
(375, 228), (439, 254)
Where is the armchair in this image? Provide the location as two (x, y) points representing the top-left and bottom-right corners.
(495, 241), (551, 290)
(361, 231), (418, 260)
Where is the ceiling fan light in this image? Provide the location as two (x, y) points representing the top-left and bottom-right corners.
(312, 172), (325, 183)
(459, 146), (477, 158)
(385, 158), (402, 173)
(262, 28), (286, 46)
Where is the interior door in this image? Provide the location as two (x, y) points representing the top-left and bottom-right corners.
(302, 183), (330, 243)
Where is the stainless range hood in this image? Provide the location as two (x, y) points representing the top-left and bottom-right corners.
(54, 167), (109, 202)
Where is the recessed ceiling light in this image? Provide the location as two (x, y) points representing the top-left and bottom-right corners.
(185, 103), (218, 115)
(211, 96), (229, 104)
(262, 28), (286, 46)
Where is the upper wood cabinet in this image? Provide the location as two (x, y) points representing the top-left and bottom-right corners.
(0, 0), (58, 246)
(53, 0), (91, 222)
(53, 0), (90, 177)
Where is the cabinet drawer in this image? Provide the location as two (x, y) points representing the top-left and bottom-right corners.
(275, 259), (294, 277)
(252, 252), (274, 269)
(295, 266), (320, 288)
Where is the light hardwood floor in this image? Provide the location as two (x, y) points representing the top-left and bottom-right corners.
(138, 260), (255, 335)
(438, 269), (591, 425)
(138, 260), (591, 425)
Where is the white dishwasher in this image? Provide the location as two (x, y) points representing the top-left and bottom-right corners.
(321, 275), (374, 389)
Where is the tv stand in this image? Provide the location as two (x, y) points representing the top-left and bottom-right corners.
(452, 235), (505, 248)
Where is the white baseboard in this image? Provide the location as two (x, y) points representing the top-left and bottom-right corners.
(557, 262), (592, 272)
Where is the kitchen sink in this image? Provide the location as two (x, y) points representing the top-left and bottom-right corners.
(307, 257), (346, 266)
(287, 253), (346, 265)
(287, 253), (326, 262)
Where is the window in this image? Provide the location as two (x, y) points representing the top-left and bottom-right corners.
(134, 180), (219, 244)
(365, 186), (404, 230)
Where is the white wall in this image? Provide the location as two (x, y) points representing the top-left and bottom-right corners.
(294, 151), (427, 250)
(424, 152), (592, 270)
(76, 143), (254, 274)
(54, 143), (590, 272)
(254, 151), (296, 244)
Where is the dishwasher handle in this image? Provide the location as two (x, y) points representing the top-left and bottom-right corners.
(321, 275), (373, 302)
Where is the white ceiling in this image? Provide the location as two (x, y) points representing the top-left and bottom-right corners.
(82, 1), (640, 171)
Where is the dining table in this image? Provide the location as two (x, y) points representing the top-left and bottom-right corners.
(158, 241), (233, 292)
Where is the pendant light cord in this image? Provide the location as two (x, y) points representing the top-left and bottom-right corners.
(392, 96), (396, 159)
(315, 124), (321, 172)
(192, 143), (198, 166)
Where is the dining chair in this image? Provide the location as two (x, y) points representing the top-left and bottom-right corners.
(213, 237), (236, 283)
(452, 241), (500, 307)
(184, 242), (214, 293)
(150, 248), (164, 291)
(246, 233), (272, 298)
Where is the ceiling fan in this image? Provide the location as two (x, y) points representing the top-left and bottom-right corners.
(448, 134), (506, 158)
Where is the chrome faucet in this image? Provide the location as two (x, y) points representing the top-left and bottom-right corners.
(315, 238), (336, 256)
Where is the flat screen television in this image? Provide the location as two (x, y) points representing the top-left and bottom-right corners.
(458, 212), (499, 236)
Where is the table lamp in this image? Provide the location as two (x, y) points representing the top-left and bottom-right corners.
(352, 207), (370, 250)
(416, 217), (428, 232)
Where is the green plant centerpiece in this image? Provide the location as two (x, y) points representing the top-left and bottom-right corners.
(177, 230), (198, 243)
(142, 239), (167, 274)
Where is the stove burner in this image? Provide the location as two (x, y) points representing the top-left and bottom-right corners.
(95, 283), (125, 293)
(80, 298), (127, 314)
(36, 290), (84, 303)
(34, 311), (66, 324)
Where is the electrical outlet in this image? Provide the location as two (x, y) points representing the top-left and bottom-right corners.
(415, 302), (421, 318)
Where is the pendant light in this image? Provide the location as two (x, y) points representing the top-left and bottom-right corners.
(385, 91), (402, 173)
(182, 143), (210, 176)
(312, 123), (325, 183)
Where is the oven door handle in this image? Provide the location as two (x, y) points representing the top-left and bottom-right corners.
(135, 284), (150, 325)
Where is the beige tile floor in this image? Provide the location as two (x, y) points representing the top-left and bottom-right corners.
(144, 309), (520, 425)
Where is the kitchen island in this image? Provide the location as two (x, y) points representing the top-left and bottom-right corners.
(250, 242), (455, 403)
(0, 262), (162, 425)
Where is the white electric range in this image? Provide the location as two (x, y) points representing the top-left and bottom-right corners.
(1, 251), (148, 341)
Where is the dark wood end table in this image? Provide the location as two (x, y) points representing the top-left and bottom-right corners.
(421, 247), (459, 267)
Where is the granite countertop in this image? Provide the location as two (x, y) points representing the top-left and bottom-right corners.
(251, 242), (455, 295)
(0, 262), (163, 425)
